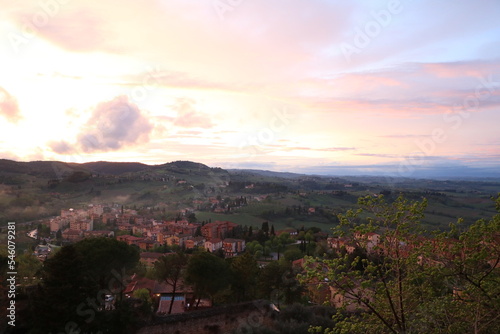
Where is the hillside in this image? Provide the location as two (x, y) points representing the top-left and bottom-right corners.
(0, 159), (231, 225)
(0, 159), (499, 231)
(80, 161), (150, 175)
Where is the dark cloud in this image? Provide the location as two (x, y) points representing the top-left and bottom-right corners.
(0, 87), (22, 123)
(76, 96), (153, 152)
(48, 141), (74, 154)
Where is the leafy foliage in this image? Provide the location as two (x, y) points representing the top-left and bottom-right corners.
(228, 252), (260, 302)
(29, 245), (98, 333)
(29, 238), (140, 333)
(73, 237), (140, 290)
(185, 251), (230, 307)
(153, 252), (188, 314)
(258, 259), (304, 306)
(301, 194), (500, 334)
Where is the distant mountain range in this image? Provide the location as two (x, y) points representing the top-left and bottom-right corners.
(0, 159), (499, 181)
(295, 164), (500, 181)
(0, 159), (216, 178)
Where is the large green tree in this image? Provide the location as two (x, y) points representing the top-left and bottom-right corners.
(228, 252), (260, 302)
(258, 259), (303, 306)
(74, 237), (140, 293)
(185, 251), (229, 308)
(153, 252), (188, 314)
(301, 195), (500, 334)
(29, 238), (140, 333)
(420, 199), (500, 334)
(30, 245), (98, 334)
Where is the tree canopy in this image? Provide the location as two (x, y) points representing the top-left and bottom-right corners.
(185, 251), (230, 307)
(301, 194), (500, 334)
(153, 252), (188, 314)
(29, 237), (140, 334)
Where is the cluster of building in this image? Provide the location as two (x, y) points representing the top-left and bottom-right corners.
(47, 205), (246, 258)
(117, 220), (246, 258)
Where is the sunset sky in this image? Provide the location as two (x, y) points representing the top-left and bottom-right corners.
(1, 0), (499, 177)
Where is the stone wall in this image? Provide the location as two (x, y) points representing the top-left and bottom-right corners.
(136, 300), (276, 334)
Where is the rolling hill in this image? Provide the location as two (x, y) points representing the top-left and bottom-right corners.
(0, 159), (498, 231)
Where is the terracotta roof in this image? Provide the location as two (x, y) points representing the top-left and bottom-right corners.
(118, 235), (144, 241)
(293, 258), (305, 267)
(123, 277), (156, 295)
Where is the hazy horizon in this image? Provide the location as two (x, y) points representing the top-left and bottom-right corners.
(4, 157), (500, 180)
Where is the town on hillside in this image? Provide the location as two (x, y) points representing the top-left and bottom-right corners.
(32, 204), (250, 260)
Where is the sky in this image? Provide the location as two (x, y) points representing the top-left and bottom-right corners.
(0, 0), (499, 178)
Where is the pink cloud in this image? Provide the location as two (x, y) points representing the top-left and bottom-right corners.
(337, 73), (405, 91)
(5, 0), (355, 84)
(169, 98), (214, 129)
(52, 96), (154, 154)
(0, 87), (22, 122)
(300, 59), (500, 117)
(37, 10), (111, 52)
(122, 70), (252, 94)
(0, 151), (21, 161)
(267, 145), (355, 152)
(306, 96), (472, 118)
(422, 61), (500, 79)
(177, 130), (203, 136)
